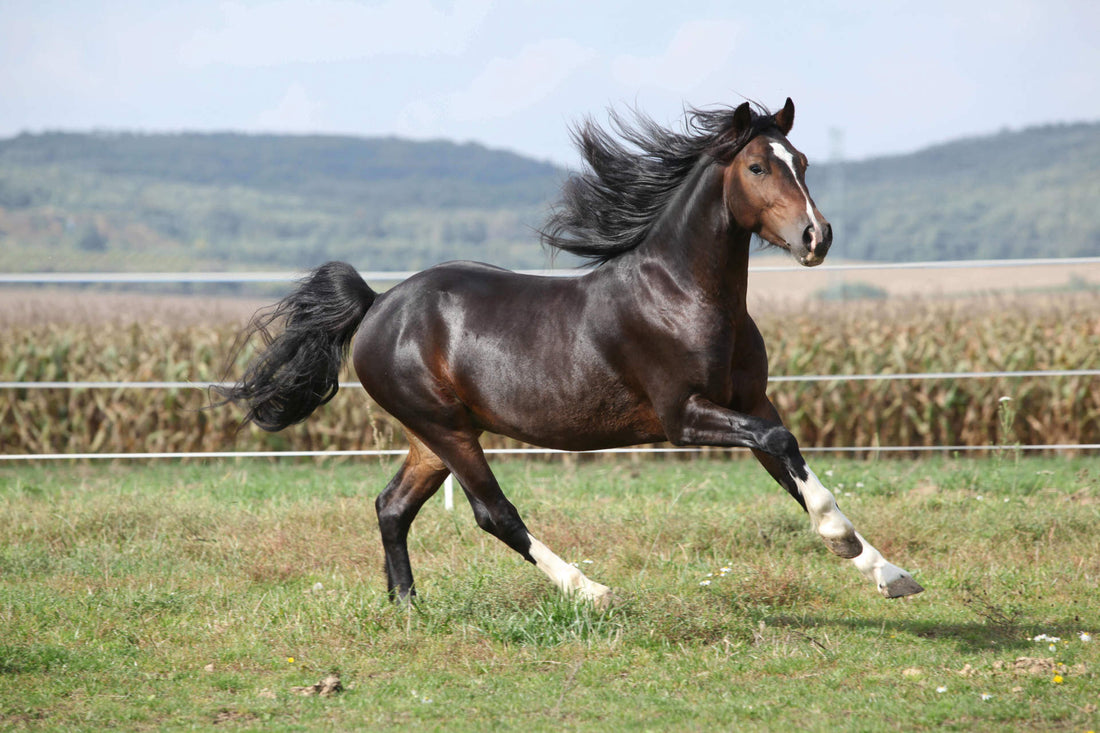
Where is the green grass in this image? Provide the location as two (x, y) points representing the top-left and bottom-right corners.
(1, 456), (1097, 731)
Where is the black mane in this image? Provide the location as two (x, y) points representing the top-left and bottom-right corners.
(540, 103), (782, 266)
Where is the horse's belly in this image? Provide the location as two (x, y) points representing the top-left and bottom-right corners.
(461, 376), (667, 451)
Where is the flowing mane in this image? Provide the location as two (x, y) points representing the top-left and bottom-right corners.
(541, 103), (783, 266)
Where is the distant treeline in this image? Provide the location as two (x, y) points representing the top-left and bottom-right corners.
(0, 121), (1097, 273)
(808, 121), (1100, 261)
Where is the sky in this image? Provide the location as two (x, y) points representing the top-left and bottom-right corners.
(2, 0), (1099, 167)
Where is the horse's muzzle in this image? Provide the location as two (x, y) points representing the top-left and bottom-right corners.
(796, 221), (832, 267)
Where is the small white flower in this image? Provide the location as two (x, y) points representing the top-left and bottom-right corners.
(582, 559), (593, 565)
(981, 693), (992, 701)
(856, 482), (864, 488)
(825, 470), (834, 477)
(699, 580), (711, 586)
(936, 686), (947, 693)
(976, 495), (984, 501)
(1049, 643), (1057, 652)
(999, 396), (1012, 403)
(1080, 632), (1092, 643)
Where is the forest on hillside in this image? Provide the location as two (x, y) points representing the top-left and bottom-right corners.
(809, 122), (1100, 261)
(0, 120), (1097, 273)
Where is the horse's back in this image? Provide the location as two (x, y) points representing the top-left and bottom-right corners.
(351, 261), (664, 449)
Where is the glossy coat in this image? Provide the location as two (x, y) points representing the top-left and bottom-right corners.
(220, 99), (923, 602)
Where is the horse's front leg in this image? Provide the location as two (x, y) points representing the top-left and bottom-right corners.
(750, 444), (923, 597)
(667, 394), (923, 598)
(745, 399), (923, 598)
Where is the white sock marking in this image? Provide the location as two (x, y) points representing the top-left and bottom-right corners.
(793, 467), (854, 542)
(527, 534), (611, 603)
(849, 531), (916, 595)
(793, 468), (919, 596)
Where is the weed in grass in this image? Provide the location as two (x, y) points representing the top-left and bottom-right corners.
(957, 581), (1025, 633)
(472, 595), (625, 647)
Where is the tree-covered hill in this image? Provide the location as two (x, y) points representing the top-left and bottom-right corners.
(0, 132), (559, 208)
(0, 132), (566, 272)
(809, 121), (1100, 261)
(0, 120), (1097, 273)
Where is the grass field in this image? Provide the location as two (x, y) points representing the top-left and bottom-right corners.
(1, 456), (1097, 731)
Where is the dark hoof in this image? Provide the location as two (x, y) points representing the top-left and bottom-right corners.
(881, 574), (924, 598)
(389, 588), (418, 606)
(822, 534), (864, 559)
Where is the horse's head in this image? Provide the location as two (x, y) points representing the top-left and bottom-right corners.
(722, 99), (832, 267)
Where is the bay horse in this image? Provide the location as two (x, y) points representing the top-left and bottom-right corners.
(218, 98), (923, 604)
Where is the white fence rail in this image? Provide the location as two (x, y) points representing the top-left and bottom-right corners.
(2, 369), (1098, 392)
(2, 256), (1100, 284)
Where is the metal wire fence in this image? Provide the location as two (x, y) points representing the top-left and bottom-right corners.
(4, 258), (1099, 464)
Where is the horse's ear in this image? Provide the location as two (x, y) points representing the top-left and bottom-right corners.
(775, 97), (795, 135)
(732, 101), (753, 134)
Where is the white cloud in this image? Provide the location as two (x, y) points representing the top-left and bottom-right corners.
(611, 19), (741, 92)
(180, 0), (492, 67)
(255, 82), (323, 131)
(397, 38), (597, 136)
(449, 38), (597, 121)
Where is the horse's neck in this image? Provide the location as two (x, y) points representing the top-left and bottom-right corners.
(630, 160), (752, 309)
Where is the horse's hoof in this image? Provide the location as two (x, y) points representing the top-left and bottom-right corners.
(880, 574), (924, 598)
(573, 582), (615, 609)
(592, 592), (615, 610)
(822, 534), (864, 559)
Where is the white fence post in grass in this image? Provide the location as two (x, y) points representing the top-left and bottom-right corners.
(444, 474), (454, 511)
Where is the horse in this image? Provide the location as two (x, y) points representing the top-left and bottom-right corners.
(217, 98), (923, 605)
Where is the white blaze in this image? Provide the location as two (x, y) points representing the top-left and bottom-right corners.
(769, 141), (823, 246)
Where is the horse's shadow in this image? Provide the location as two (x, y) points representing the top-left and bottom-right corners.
(762, 612), (1084, 654)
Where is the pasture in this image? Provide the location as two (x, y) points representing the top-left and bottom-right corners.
(1, 456), (1097, 730)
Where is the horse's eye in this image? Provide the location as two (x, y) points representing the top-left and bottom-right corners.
(749, 164), (764, 175)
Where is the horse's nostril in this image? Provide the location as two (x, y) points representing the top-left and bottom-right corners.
(802, 224), (815, 247)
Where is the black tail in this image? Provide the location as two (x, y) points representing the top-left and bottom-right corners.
(215, 262), (376, 431)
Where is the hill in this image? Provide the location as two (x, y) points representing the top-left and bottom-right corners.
(0, 121), (1097, 273)
(809, 121), (1100, 261)
(0, 133), (566, 272)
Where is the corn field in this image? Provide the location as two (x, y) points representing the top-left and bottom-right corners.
(2, 292), (1098, 457)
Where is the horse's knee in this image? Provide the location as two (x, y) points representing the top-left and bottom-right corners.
(760, 424), (799, 459)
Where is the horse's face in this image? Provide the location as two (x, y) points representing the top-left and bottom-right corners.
(724, 100), (832, 266)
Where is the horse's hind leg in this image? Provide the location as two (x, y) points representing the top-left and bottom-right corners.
(425, 431), (612, 605)
(375, 433), (449, 602)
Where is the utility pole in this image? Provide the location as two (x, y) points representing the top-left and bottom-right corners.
(827, 128), (847, 298)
